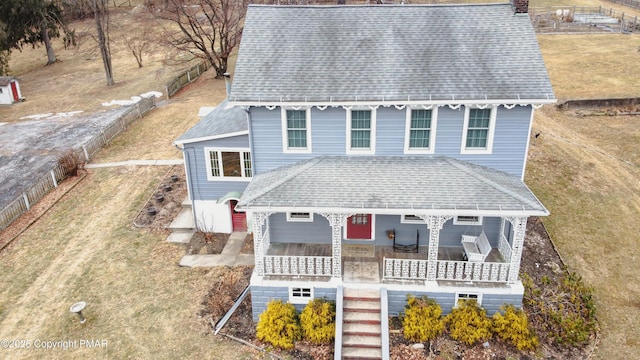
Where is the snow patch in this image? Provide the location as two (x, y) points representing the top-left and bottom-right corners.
(102, 91), (163, 107)
(19, 111), (84, 120)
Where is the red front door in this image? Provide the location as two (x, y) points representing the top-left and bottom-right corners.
(346, 214), (372, 239)
(10, 81), (18, 102)
(229, 200), (246, 232)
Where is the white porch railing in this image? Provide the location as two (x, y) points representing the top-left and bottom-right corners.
(383, 258), (429, 280)
(264, 255), (333, 276)
(436, 260), (510, 282)
(498, 233), (512, 262)
(383, 258), (510, 283)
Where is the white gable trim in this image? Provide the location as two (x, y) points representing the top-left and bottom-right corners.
(174, 130), (249, 146)
(228, 98), (556, 110)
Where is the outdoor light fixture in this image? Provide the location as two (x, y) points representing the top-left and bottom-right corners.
(70, 301), (87, 324)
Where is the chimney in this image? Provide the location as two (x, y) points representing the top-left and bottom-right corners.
(223, 72), (231, 99)
(513, 0), (528, 14)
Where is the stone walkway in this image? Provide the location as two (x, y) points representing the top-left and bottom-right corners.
(85, 159), (184, 168)
(179, 232), (254, 267)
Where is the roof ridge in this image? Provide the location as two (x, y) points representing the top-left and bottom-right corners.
(444, 157), (543, 210)
(240, 157), (325, 206)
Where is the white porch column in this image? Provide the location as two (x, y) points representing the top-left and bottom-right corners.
(319, 213), (351, 279)
(424, 215), (452, 282)
(252, 211), (271, 276)
(505, 216), (528, 284)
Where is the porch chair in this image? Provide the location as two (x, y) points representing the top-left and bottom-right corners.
(461, 231), (491, 262)
(393, 228), (419, 253)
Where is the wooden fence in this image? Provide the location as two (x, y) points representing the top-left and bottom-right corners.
(530, 6), (640, 33)
(605, 0), (640, 10)
(164, 61), (210, 99)
(0, 96), (156, 232)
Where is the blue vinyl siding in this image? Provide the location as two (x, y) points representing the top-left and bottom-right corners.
(269, 213), (331, 243)
(249, 106), (532, 177)
(251, 286), (336, 321)
(387, 289), (523, 316)
(267, 213), (502, 247)
(182, 135), (250, 201)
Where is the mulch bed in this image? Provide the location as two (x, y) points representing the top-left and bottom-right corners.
(187, 232), (228, 255)
(133, 165), (187, 229)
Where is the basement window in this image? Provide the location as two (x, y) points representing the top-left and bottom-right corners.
(289, 287), (313, 304)
(454, 293), (482, 307)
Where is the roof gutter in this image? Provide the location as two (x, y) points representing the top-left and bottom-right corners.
(235, 205), (549, 217)
(227, 97), (557, 109)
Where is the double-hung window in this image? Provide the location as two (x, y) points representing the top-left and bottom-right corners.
(205, 148), (252, 181)
(461, 107), (496, 154)
(282, 108), (311, 153)
(347, 109), (375, 154)
(405, 108), (437, 154)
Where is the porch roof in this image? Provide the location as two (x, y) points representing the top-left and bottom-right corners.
(237, 156), (548, 216)
(174, 99), (248, 145)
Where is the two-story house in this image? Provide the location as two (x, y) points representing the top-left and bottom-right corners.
(175, 2), (555, 325)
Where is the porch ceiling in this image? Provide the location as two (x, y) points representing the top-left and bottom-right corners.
(237, 156), (548, 216)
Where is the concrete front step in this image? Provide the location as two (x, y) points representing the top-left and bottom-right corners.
(344, 300), (381, 312)
(342, 346), (382, 360)
(343, 323), (381, 336)
(169, 208), (195, 232)
(344, 311), (381, 324)
(181, 196), (192, 209)
(343, 288), (381, 299)
(343, 335), (381, 348)
(166, 231), (194, 243)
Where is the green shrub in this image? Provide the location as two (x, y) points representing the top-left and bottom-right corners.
(522, 270), (598, 347)
(256, 300), (301, 349)
(444, 300), (492, 345)
(492, 304), (539, 351)
(300, 298), (336, 344)
(400, 295), (444, 342)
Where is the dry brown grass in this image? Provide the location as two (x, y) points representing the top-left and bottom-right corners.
(530, 31), (640, 359)
(538, 34), (640, 100)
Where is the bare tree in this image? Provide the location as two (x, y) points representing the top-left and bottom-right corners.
(154, 0), (248, 78)
(91, 0), (114, 85)
(119, 12), (157, 68)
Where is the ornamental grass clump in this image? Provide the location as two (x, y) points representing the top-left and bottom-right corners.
(492, 304), (539, 351)
(256, 300), (301, 350)
(400, 295), (444, 342)
(444, 300), (492, 345)
(300, 298), (336, 344)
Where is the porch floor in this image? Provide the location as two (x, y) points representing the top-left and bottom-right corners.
(264, 243), (505, 283)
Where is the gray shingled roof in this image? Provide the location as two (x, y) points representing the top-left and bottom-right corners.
(230, 4), (555, 103)
(175, 99), (247, 144)
(237, 156), (547, 215)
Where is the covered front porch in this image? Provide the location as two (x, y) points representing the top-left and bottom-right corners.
(253, 215), (521, 285)
(237, 156), (548, 287)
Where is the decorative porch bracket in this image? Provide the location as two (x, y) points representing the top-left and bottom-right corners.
(252, 211), (273, 276)
(421, 215), (452, 281)
(505, 216), (527, 284)
(318, 212), (353, 278)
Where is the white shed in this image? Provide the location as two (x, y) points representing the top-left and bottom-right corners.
(0, 77), (23, 105)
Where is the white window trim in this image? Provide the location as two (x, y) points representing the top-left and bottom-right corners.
(460, 106), (496, 155)
(454, 292), (483, 307)
(400, 214), (426, 224)
(404, 107), (438, 154)
(281, 107), (312, 153)
(204, 147), (252, 182)
(453, 215), (483, 226)
(286, 212), (314, 222)
(289, 287), (313, 304)
(346, 108), (376, 155)
(342, 214), (376, 240)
